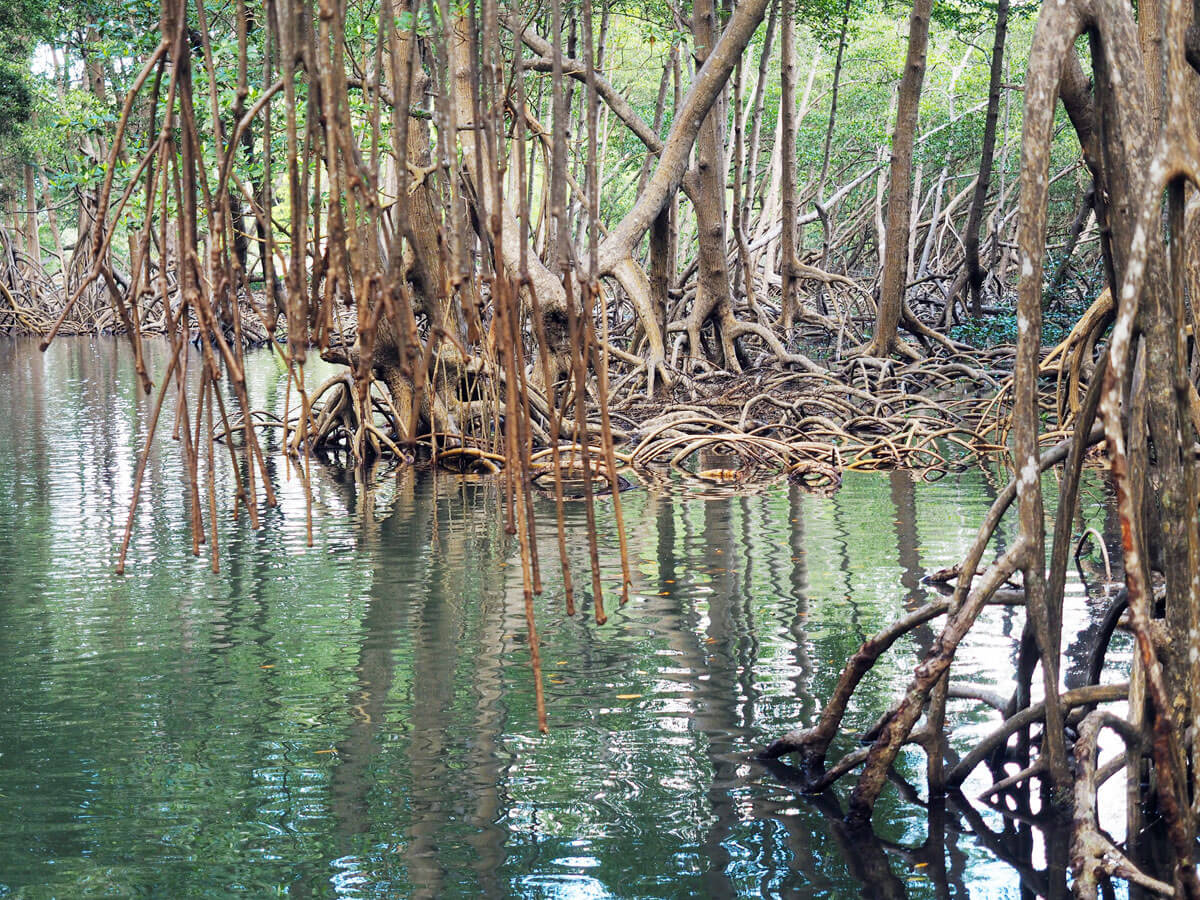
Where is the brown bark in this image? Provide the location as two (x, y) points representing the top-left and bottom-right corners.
(867, 0), (931, 358)
(22, 165), (39, 267)
(678, 0), (741, 371)
(595, 0), (771, 388)
(964, 0), (1009, 318)
(779, 0), (797, 331)
(1139, 0), (1164, 129)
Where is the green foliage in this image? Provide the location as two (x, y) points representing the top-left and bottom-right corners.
(928, 0), (1038, 31)
(949, 294), (1094, 349)
(0, 0), (52, 142)
(0, 64), (33, 141)
(0, 0), (1098, 348)
(0, 0), (49, 56)
(795, 0), (870, 44)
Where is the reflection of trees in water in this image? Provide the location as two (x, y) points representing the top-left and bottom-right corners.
(749, 468), (1101, 899)
(5, 344), (1139, 899)
(889, 471), (926, 609)
(693, 497), (754, 899)
(323, 476), (509, 898)
(757, 753), (1084, 900)
(649, 485), (985, 897)
(631, 491), (818, 895)
(785, 485), (815, 733)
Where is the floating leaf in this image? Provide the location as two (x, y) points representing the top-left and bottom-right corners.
(616, 693), (643, 700)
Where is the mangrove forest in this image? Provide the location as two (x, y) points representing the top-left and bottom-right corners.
(2, 0), (1200, 894)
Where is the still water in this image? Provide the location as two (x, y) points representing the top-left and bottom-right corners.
(0, 337), (1123, 898)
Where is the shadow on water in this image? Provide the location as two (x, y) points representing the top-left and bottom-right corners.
(0, 337), (1126, 898)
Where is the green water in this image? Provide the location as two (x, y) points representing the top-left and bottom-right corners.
(0, 337), (1121, 898)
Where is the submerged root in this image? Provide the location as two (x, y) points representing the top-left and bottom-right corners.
(247, 337), (1071, 495)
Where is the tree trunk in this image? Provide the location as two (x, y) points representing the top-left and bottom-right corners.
(643, 46), (676, 337)
(1138, 0), (1163, 129)
(814, 0), (850, 290)
(779, 0), (797, 331)
(964, 0), (1009, 318)
(595, 0), (770, 388)
(21, 165), (39, 269)
(743, 0), (777, 230)
(680, 0), (741, 371)
(867, 0), (931, 358)
(37, 163), (67, 284)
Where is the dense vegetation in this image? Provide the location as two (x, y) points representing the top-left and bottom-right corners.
(0, 0), (1093, 346)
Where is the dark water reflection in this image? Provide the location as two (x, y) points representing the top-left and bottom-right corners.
(0, 337), (1125, 898)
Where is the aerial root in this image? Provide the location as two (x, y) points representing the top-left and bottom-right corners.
(1070, 711), (1172, 899)
(223, 340), (1077, 493)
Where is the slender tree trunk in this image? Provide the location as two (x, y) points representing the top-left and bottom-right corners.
(779, 0), (797, 331)
(743, 0), (777, 235)
(1047, 184), (1094, 301)
(644, 45), (676, 336)
(22, 165), (39, 268)
(681, 0), (741, 370)
(668, 48), (681, 305)
(636, 47), (673, 198)
(816, 0), (850, 201)
(730, 54), (756, 315)
(814, 0), (850, 285)
(1139, 0), (1164, 129)
(37, 163), (67, 283)
(648, 207), (671, 337)
(964, 0), (1009, 318)
(867, 0), (932, 358)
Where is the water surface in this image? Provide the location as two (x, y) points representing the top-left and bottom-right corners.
(0, 337), (1123, 898)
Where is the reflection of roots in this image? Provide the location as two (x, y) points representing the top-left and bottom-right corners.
(437, 446), (504, 474)
(529, 444), (632, 498)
